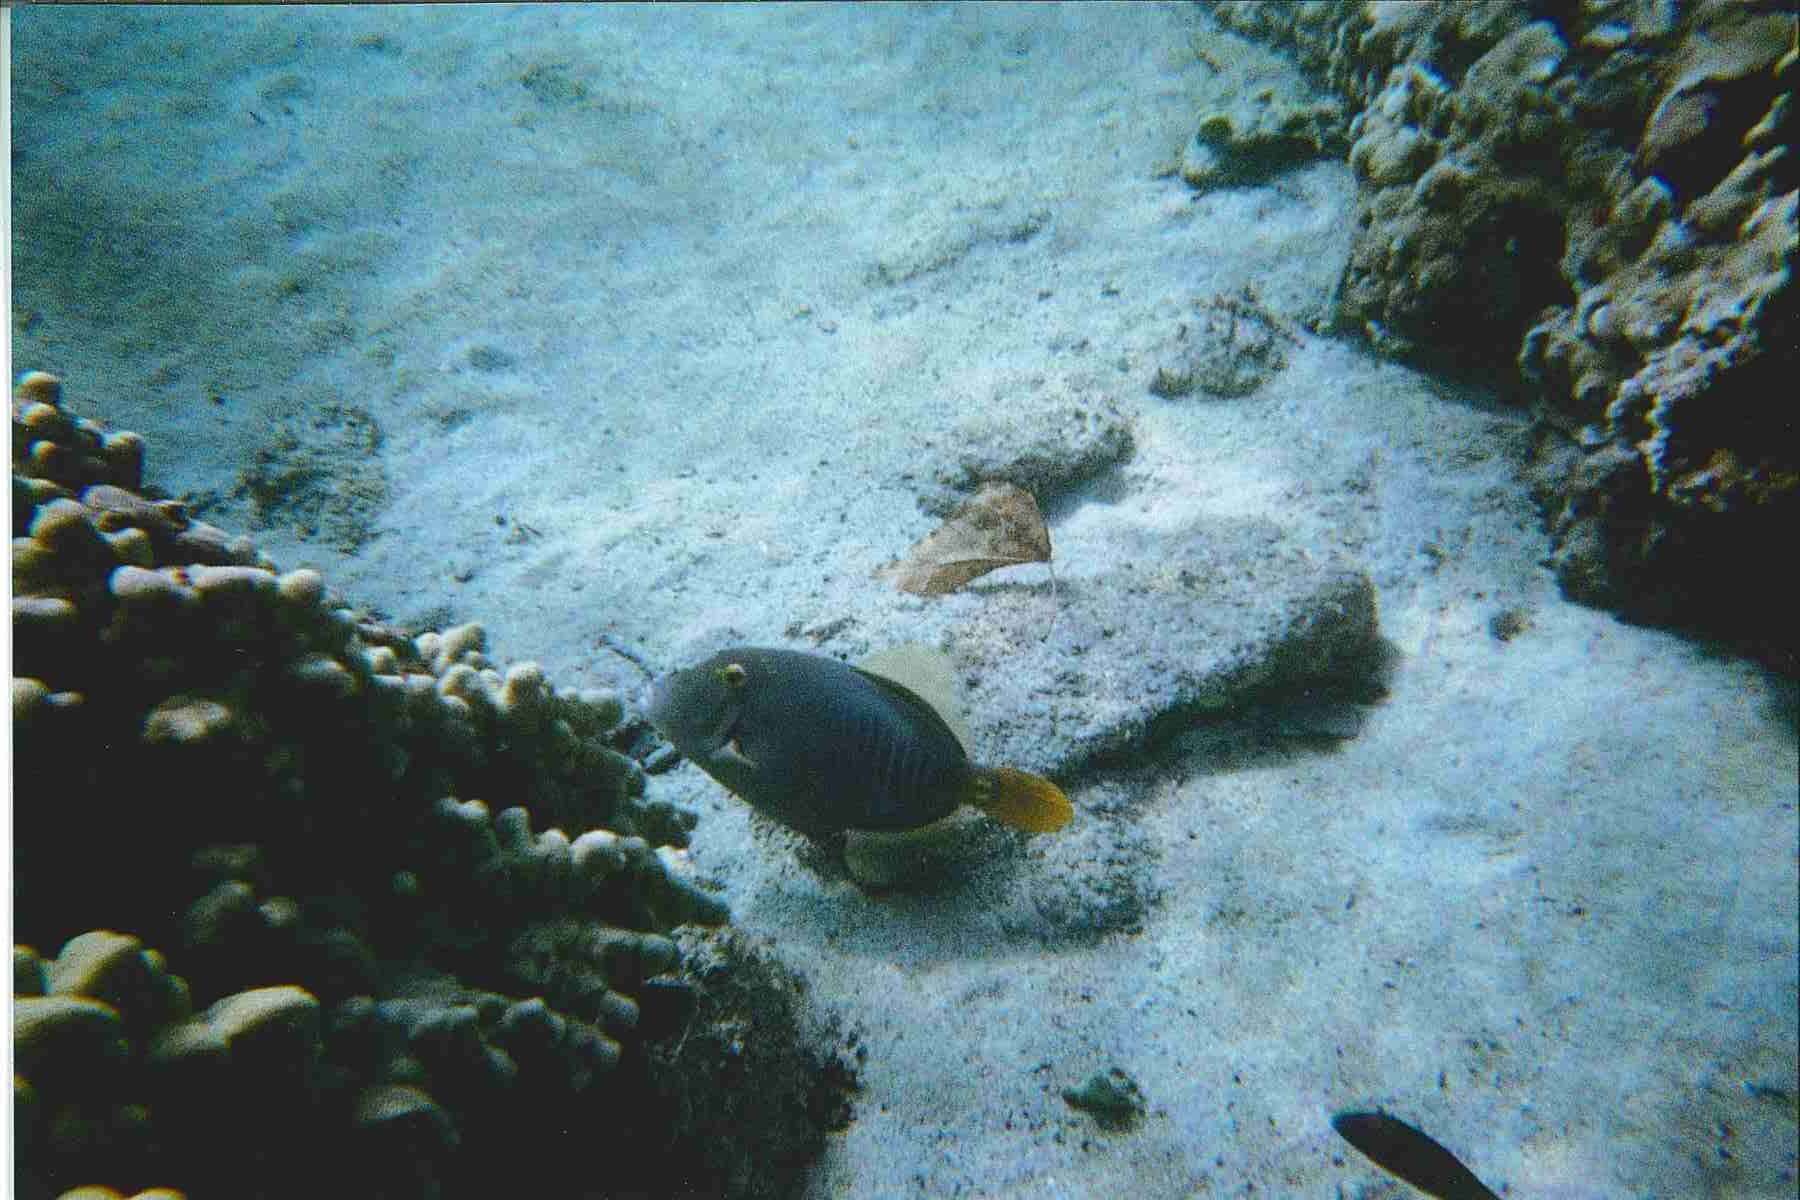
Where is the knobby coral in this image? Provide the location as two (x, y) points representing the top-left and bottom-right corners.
(1213, 0), (1795, 665)
(13, 372), (855, 1199)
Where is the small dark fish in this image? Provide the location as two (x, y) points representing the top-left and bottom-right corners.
(1331, 1111), (1503, 1200)
(645, 646), (1072, 843)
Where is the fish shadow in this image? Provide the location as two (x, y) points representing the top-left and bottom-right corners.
(743, 644), (1397, 965)
(740, 811), (1148, 967)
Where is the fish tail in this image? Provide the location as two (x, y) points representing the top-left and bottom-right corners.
(968, 767), (1073, 833)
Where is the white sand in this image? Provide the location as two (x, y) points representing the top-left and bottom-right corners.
(11, 5), (1796, 1195)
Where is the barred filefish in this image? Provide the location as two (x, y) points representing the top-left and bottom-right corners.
(644, 645), (1072, 843)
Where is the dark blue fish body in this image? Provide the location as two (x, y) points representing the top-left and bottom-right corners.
(645, 646), (1071, 844)
(647, 647), (973, 840)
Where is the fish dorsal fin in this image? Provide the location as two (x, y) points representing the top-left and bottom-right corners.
(854, 644), (973, 753)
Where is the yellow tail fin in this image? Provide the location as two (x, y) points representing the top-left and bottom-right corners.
(969, 767), (1073, 833)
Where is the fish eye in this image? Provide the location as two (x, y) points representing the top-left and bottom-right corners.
(718, 662), (748, 688)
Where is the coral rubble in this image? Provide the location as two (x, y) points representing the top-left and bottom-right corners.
(1212, 1), (1796, 664)
(12, 373), (855, 1199)
(1147, 287), (1300, 399)
(1177, 76), (1345, 191)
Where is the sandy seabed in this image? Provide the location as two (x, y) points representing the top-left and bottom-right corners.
(10, 5), (1796, 1196)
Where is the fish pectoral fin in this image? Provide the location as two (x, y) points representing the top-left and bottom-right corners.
(709, 738), (758, 770)
(968, 767), (1073, 833)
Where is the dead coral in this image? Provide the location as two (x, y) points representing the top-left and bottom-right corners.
(1178, 85), (1346, 190)
(645, 930), (860, 1200)
(1216, 0), (1797, 665)
(1148, 287), (1301, 399)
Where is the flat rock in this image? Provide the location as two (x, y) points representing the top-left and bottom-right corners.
(921, 516), (1377, 778)
(917, 376), (1135, 517)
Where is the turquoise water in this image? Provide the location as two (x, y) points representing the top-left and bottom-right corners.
(10, 5), (1797, 1197)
